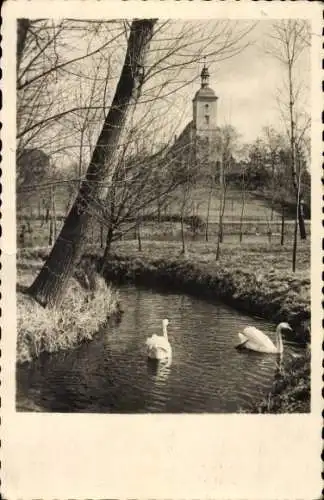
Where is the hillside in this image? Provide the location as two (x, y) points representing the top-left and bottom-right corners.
(18, 183), (288, 222)
(177, 185), (283, 223)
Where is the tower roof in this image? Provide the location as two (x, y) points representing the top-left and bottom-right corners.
(193, 86), (217, 100)
(193, 61), (217, 101)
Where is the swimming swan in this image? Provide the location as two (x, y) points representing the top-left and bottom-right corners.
(145, 319), (171, 360)
(235, 322), (292, 354)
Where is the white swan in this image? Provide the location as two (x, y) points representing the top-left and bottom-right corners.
(145, 319), (172, 360)
(235, 322), (292, 354)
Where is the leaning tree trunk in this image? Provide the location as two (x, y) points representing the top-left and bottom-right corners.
(29, 19), (156, 308)
(17, 19), (30, 72)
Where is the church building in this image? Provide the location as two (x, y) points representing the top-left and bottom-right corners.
(171, 62), (220, 166)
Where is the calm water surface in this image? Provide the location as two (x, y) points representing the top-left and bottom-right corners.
(17, 285), (301, 413)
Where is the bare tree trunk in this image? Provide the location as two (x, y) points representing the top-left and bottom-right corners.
(297, 201), (306, 239)
(52, 186), (57, 241)
(78, 131), (84, 190)
(205, 182), (213, 242)
(45, 205), (50, 224)
(268, 156), (276, 244)
(48, 219), (53, 246)
(137, 216), (142, 251)
(219, 201), (225, 243)
(215, 219), (221, 262)
(48, 187), (54, 246)
(292, 168), (302, 272)
(91, 225), (94, 245)
(102, 225), (114, 264)
(179, 178), (190, 256)
(216, 189), (226, 260)
(216, 161), (227, 261)
(288, 62), (306, 241)
(280, 204), (285, 245)
(292, 210), (298, 272)
(157, 197), (162, 223)
(17, 19), (30, 71)
(239, 172), (246, 243)
(180, 215), (186, 255)
(29, 20), (156, 307)
(100, 223), (104, 248)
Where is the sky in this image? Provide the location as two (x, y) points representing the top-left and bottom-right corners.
(165, 21), (310, 145)
(114, 19), (310, 150)
(19, 19), (311, 167)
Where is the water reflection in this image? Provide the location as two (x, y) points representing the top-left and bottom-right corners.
(147, 357), (172, 377)
(17, 285), (302, 413)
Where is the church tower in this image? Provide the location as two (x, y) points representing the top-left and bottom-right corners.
(192, 62), (218, 160)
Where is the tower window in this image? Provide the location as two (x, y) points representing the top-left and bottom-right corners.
(205, 104), (209, 112)
(205, 115), (210, 125)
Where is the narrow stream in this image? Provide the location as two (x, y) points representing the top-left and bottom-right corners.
(17, 285), (301, 413)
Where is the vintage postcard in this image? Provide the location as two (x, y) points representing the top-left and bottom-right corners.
(1, 0), (322, 498)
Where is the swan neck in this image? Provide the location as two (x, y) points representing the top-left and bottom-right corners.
(276, 326), (283, 353)
(162, 324), (168, 339)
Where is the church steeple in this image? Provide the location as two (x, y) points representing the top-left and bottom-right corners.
(192, 60), (218, 161)
(200, 59), (210, 88)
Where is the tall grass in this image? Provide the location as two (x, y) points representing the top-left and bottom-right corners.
(17, 271), (120, 364)
(250, 349), (311, 413)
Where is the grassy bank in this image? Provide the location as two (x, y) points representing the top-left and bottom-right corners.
(18, 239), (310, 343)
(17, 260), (121, 364)
(251, 349), (311, 413)
(90, 239), (310, 344)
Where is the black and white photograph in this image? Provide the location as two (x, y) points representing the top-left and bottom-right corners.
(16, 15), (312, 414)
(1, 1), (322, 498)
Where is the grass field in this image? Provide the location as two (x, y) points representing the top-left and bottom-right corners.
(18, 184), (283, 222)
(177, 185), (283, 222)
(109, 237), (310, 272)
(18, 179), (307, 254)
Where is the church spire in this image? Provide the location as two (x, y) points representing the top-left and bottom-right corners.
(200, 58), (210, 88)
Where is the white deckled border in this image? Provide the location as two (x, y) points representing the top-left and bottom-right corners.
(1, 1), (322, 499)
